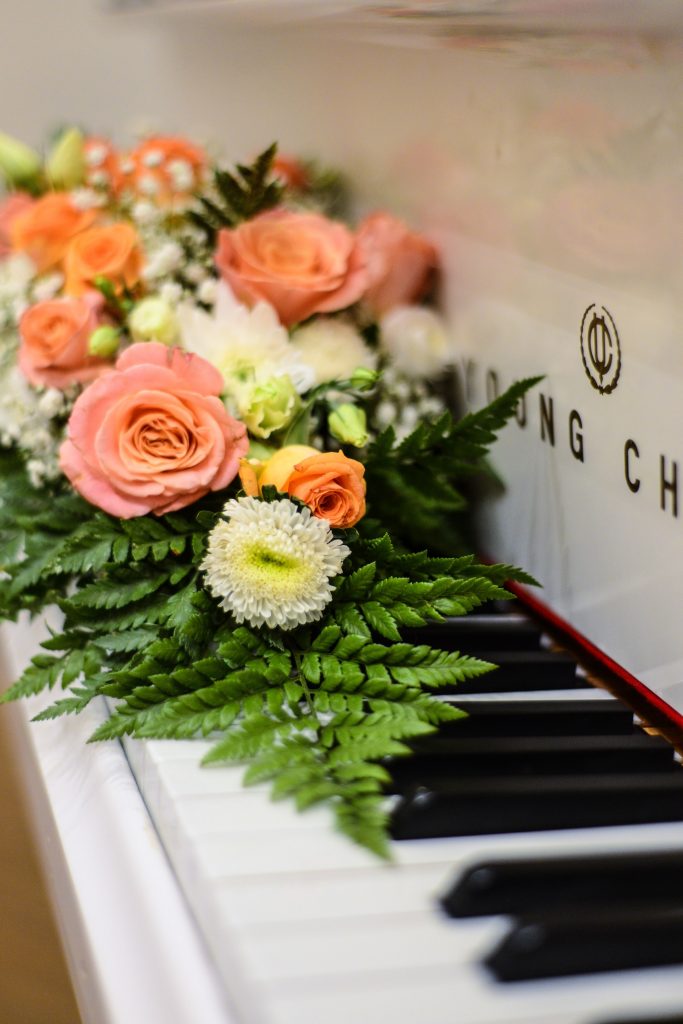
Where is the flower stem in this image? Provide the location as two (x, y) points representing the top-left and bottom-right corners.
(293, 648), (314, 715)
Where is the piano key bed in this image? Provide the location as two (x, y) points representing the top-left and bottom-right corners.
(3, 606), (683, 1024)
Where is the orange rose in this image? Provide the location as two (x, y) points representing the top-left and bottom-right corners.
(285, 450), (366, 527)
(271, 154), (310, 191)
(215, 208), (368, 327)
(0, 192), (34, 259)
(64, 223), (143, 297)
(239, 446), (365, 526)
(10, 192), (97, 273)
(238, 444), (318, 497)
(19, 296), (110, 389)
(122, 135), (206, 204)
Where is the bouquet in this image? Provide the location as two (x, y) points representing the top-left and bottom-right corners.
(0, 127), (537, 857)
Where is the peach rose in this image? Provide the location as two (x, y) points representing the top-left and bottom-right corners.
(123, 135), (206, 204)
(0, 193), (34, 259)
(10, 192), (97, 273)
(357, 212), (438, 316)
(19, 296), (110, 389)
(60, 342), (248, 518)
(215, 208), (368, 327)
(64, 223), (143, 297)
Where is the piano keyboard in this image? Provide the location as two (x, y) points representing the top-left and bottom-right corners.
(116, 603), (683, 1024)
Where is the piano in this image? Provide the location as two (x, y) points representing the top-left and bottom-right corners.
(4, 2), (683, 1023)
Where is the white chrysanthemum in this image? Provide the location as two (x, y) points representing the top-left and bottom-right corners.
(178, 282), (315, 395)
(379, 305), (453, 377)
(202, 497), (349, 631)
(290, 318), (377, 386)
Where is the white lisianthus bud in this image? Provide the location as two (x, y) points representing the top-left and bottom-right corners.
(237, 374), (299, 439)
(379, 306), (453, 377)
(328, 403), (368, 448)
(88, 325), (120, 358)
(129, 296), (179, 345)
(46, 128), (86, 189)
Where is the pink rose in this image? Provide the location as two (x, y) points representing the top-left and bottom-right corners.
(60, 342), (248, 518)
(215, 208), (368, 327)
(357, 212), (438, 316)
(0, 193), (34, 259)
(19, 295), (110, 389)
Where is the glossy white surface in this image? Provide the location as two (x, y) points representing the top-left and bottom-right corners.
(0, 616), (235, 1024)
(5, 616), (683, 1024)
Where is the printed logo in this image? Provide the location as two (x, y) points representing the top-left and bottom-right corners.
(580, 304), (621, 395)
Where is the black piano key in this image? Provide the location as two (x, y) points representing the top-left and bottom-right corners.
(486, 907), (683, 982)
(442, 848), (683, 919)
(405, 614), (543, 651)
(386, 732), (675, 789)
(438, 697), (634, 737)
(390, 771), (683, 840)
(467, 650), (579, 688)
(453, 654), (591, 693)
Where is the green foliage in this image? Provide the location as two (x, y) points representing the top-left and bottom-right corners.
(0, 379), (538, 858)
(188, 143), (283, 244)
(364, 377), (542, 552)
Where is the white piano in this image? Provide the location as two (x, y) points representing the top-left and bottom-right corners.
(4, 1), (683, 1022)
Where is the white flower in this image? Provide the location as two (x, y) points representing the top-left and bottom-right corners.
(86, 144), (107, 167)
(0, 252), (34, 305)
(184, 262), (208, 285)
(69, 188), (105, 210)
(131, 200), (159, 226)
(178, 282), (315, 396)
(32, 271), (64, 303)
(290, 318), (376, 386)
(129, 296), (179, 345)
(201, 497), (349, 631)
(167, 158), (194, 192)
(197, 278), (218, 305)
(142, 240), (183, 281)
(138, 174), (160, 197)
(89, 170), (110, 189)
(159, 281), (183, 306)
(142, 149), (163, 168)
(379, 306), (453, 378)
(37, 388), (66, 419)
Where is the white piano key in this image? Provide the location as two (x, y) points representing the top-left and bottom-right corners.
(174, 792), (334, 834)
(237, 912), (507, 982)
(263, 963), (683, 1024)
(213, 863), (453, 926)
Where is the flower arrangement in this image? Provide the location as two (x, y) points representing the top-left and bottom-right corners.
(0, 127), (537, 857)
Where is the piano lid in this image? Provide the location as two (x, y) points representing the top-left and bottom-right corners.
(426, 26), (683, 721)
